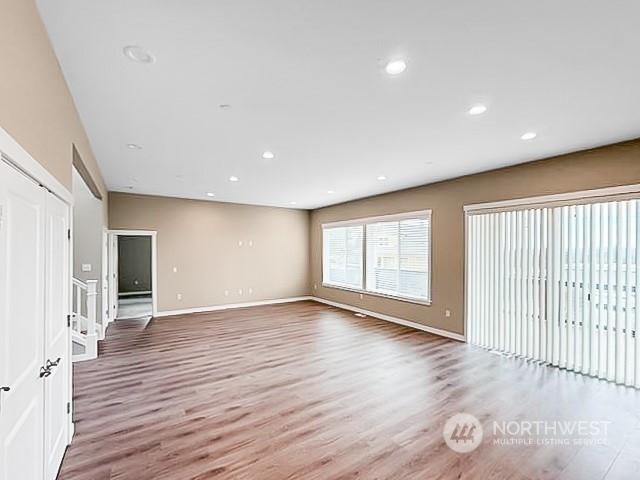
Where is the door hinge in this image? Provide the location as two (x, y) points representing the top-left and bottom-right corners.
(67, 314), (71, 327)
(67, 402), (71, 414)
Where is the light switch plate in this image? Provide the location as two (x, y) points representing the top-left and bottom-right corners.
(81, 264), (92, 272)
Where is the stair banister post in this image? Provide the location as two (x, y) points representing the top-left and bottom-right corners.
(74, 282), (81, 329)
(86, 280), (98, 336)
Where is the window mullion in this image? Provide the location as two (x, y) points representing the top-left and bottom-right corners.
(362, 223), (367, 291)
(397, 221), (401, 295)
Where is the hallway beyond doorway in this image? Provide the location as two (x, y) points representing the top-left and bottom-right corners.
(117, 295), (152, 320)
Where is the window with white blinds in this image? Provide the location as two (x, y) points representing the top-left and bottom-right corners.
(322, 211), (431, 303)
(366, 217), (430, 301)
(322, 225), (364, 289)
(466, 198), (640, 388)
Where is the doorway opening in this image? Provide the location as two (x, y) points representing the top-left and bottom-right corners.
(107, 230), (157, 321)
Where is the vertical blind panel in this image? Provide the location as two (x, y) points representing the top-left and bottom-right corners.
(467, 199), (640, 388)
(322, 225), (364, 289)
(366, 217), (430, 301)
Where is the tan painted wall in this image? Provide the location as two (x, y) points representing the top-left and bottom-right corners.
(72, 169), (105, 323)
(0, 0), (106, 196)
(310, 139), (640, 336)
(109, 193), (310, 312)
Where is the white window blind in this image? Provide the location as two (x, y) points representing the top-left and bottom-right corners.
(366, 217), (430, 302)
(322, 225), (364, 289)
(467, 199), (640, 388)
(322, 211), (431, 303)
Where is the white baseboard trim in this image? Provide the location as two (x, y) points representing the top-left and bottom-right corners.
(310, 297), (466, 342)
(155, 296), (314, 317)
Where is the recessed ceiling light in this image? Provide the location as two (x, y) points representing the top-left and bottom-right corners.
(468, 104), (487, 116)
(123, 45), (155, 64)
(385, 60), (407, 75)
(521, 132), (537, 141)
(262, 151), (275, 160)
(229, 176), (239, 182)
(206, 192), (215, 197)
(377, 175), (387, 181)
(327, 190), (335, 194)
(126, 143), (142, 149)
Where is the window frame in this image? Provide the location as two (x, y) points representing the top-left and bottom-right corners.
(321, 210), (432, 305)
(321, 223), (365, 291)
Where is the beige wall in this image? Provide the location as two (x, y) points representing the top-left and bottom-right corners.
(310, 139), (640, 336)
(0, 0), (106, 196)
(72, 169), (106, 323)
(109, 193), (310, 312)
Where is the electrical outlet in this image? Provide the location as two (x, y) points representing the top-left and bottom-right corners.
(359, 293), (363, 299)
(248, 240), (253, 247)
(314, 283), (317, 290)
(177, 293), (183, 301)
(238, 289), (243, 295)
(238, 240), (243, 247)
(173, 266), (178, 273)
(248, 287), (253, 295)
(445, 309), (451, 317)
(81, 264), (92, 272)
(224, 290), (229, 297)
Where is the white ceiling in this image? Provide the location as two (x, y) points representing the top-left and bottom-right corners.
(37, 0), (640, 209)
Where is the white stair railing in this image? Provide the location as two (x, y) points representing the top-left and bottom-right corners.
(71, 278), (99, 361)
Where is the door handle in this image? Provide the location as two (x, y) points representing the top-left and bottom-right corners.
(0, 386), (9, 392)
(39, 366), (52, 378)
(46, 358), (61, 369)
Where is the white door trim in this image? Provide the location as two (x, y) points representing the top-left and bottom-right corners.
(0, 127), (73, 205)
(107, 230), (158, 317)
(101, 229), (109, 336)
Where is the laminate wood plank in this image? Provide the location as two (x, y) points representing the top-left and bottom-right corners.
(58, 301), (640, 480)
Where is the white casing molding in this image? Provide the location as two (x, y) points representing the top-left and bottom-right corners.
(107, 230), (158, 318)
(310, 297), (466, 342)
(0, 127), (73, 205)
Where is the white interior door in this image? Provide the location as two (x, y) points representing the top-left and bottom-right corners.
(102, 230), (109, 327)
(0, 160), (46, 480)
(43, 193), (70, 480)
(109, 234), (119, 320)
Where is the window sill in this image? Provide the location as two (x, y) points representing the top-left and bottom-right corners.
(321, 283), (432, 306)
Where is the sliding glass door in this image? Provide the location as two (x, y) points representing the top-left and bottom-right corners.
(466, 198), (639, 387)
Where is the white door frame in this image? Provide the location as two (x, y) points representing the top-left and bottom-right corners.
(0, 127), (75, 456)
(101, 229), (109, 334)
(107, 230), (158, 318)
